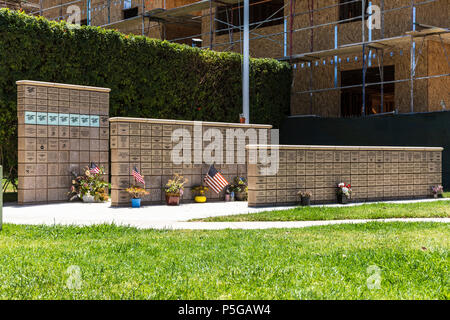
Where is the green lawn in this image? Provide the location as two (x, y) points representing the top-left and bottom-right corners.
(0, 222), (448, 299)
(192, 200), (450, 222)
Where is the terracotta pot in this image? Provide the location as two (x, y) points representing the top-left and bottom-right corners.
(165, 193), (180, 206)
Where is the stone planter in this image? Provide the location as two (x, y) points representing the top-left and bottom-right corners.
(165, 193), (180, 206)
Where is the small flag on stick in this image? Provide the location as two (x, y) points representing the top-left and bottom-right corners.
(132, 167), (145, 185)
(89, 162), (100, 174)
(204, 165), (228, 194)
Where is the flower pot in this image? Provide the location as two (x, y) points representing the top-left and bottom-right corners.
(165, 193), (180, 206)
(301, 196), (311, 206)
(337, 194), (349, 204)
(235, 191), (247, 201)
(131, 198), (141, 208)
(194, 195), (207, 203)
(82, 194), (96, 203)
(225, 194), (231, 201)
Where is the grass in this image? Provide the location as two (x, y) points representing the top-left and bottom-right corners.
(0, 222), (448, 299)
(192, 200), (450, 222)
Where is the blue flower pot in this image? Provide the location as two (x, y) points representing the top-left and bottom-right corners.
(131, 198), (141, 208)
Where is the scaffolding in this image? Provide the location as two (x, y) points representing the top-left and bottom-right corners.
(17, 0), (450, 116)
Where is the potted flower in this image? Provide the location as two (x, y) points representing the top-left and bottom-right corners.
(431, 185), (444, 198)
(232, 177), (248, 201)
(224, 185), (235, 201)
(68, 166), (110, 203)
(336, 182), (352, 204)
(192, 185), (209, 203)
(298, 191), (312, 206)
(163, 174), (188, 206)
(126, 186), (149, 208)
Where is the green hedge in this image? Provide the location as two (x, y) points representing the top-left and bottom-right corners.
(0, 9), (291, 184)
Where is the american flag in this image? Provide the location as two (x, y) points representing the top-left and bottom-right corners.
(132, 167), (145, 185)
(89, 162), (100, 174)
(203, 165), (228, 194)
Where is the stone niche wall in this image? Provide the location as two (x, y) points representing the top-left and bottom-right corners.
(17, 80), (110, 204)
(247, 145), (443, 207)
(110, 117), (272, 206)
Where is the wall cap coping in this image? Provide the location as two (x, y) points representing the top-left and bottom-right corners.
(16, 80), (111, 92)
(246, 144), (444, 151)
(109, 117), (273, 129)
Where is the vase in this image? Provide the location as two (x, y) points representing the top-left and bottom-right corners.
(225, 194), (231, 201)
(301, 196), (311, 206)
(194, 196), (207, 203)
(165, 193), (180, 206)
(337, 194), (349, 204)
(131, 198), (141, 208)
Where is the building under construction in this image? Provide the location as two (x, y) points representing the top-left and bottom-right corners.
(6, 0), (450, 118)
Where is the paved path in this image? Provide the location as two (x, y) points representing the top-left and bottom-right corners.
(2, 198), (448, 229)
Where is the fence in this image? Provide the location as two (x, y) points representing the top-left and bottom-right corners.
(280, 111), (450, 189)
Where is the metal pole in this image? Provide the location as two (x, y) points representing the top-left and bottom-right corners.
(410, 2), (416, 113)
(308, 0), (314, 114)
(142, 0), (145, 36)
(362, 0), (366, 116)
(209, 0), (213, 50)
(108, 0), (111, 24)
(334, 25), (338, 88)
(284, 18), (287, 57)
(380, 0), (385, 113)
(87, 0), (91, 25)
(243, 0), (250, 124)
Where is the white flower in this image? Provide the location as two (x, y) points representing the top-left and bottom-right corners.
(338, 183), (345, 188)
(342, 187), (349, 193)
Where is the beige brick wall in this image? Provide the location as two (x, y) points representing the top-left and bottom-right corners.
(17, 80), (110, 204)
(110, 117), (272, 206)
(247, 145), (443, 206)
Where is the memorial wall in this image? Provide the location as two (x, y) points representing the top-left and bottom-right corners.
(110, 118), (272, 206)
(247, 145), (443, 207)
(17, 80), (110, 204)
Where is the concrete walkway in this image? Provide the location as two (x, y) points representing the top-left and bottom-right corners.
(2, 198), (449, 229)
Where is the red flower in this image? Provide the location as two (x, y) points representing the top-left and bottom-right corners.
(197, 107), (201, 111)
